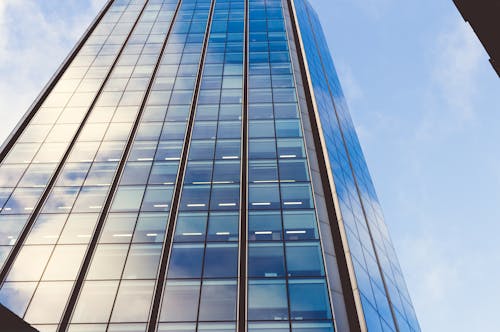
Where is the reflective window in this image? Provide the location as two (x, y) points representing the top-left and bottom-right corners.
(71, 281), (119, 323)
(167, 244), (204, 278)
(198, 280), (237, 321)
(203, 243), (238, 278)
(248, 280), (288, 321)
(110, 280), (155, 322)
(160, 281), (200, 322)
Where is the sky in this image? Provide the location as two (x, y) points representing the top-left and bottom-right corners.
(0, 0), (499, 331)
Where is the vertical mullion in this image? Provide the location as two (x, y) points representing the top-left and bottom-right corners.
(0, 0), (150, 287)
(56, 0), (186, 330)
(146, 0), (217, 330)
(238, 0), (249, 330)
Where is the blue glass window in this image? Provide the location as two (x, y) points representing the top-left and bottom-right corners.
(288, 279), (332, 320)
(286, 242), (325, 277)
(203, 243), (238, 278)
(174, 212), (207, 242)
(248, 279), (288, 321)
(167, 244), (204, 279)
(198, 280), (237, 321)
(160, 281), (200, 322)
(248, 243), (285, 278)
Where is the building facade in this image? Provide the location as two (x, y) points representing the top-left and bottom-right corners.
(0, 0), (420, 331)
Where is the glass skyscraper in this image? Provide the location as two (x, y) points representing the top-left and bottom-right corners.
(0, 0), (420, 331)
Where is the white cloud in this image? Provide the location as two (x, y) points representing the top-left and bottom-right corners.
(0, 0), (106, 145)
(416, 20), (484, 140)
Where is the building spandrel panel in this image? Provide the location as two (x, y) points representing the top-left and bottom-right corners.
(0, 0), (420, 331)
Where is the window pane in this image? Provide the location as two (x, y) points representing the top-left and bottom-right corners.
(286, 242), (325, 277)
(206, 212), (239, 242)
(24, 281), (73, 324)
(111, 186), (146, 212)
(249, 184), (280, 209)
(57, 163), (92, 187)
(248, 280), (288, 321)
(132, 212), (168, 244)
(198, 322), (236, 332)
(248, 322), (289, 332)
(179, 185), (210, 211)
(42, 187), (80, 213)
(167, 244), (204, 278)
(6, 245), (53, 281)
(212, 161), (240, 183)
(43, 245), (87, 280)
(198, 280), (237, 321)
(291, 322), (335, 332)
(87, 244), (128, 280)
(121, 162), (153, 185)
(248, 243), (285, 278)
(0, 215), (29, 245)
(283, 211), (319, 240)
(174, 212), (207, 242)
(203, 243), (238, 278)
(157, 323), (196, 332)
(288, 279), (332, 320)
(160, 281), (200, 322)
(280, 183), (313, 209)
(2, 188), (44, 214)
(141, 185), (173, 212)
(18, 163), (57, 187)
(122, 244), (162, 279)
(0, 282), (37, 317)
(100, 213), (137, 244)
(248, 211), (282, 241)
(110, 280), (155, 322)
(71, 281), (119, 323)
(149, 162), (178, 185)
(59, 214), (99, 244)
(210, 185), (239, 211)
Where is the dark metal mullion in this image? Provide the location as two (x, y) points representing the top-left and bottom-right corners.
(284, 0), (363, 331)
(56, 0), (188, 330)
(191, 1), (224, 328)
(102, 7), (173, 326)
(237, 0), (249, 330)
(0, 0), (150, 287)
(146, 0), (217, 330)
(300, 3), (401, 331)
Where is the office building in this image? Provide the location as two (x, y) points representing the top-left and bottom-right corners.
(0, 0), (420, 331)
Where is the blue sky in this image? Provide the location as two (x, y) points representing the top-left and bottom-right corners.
(0, 0), (499, 331)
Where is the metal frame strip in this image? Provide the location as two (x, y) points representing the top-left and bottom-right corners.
(146, 0), (217, 330)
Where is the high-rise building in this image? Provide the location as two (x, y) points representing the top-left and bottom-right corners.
(452, 0), (500, 76)
(0, 0), (420, 331)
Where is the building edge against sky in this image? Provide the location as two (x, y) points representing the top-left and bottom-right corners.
(0, 0), (420, 331)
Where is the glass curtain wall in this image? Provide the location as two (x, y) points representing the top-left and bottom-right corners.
(246, 0), (334, 331)
(0, 0), (145, 272)
(292, 0), (420, 331)
(156, 0), (243, 331)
